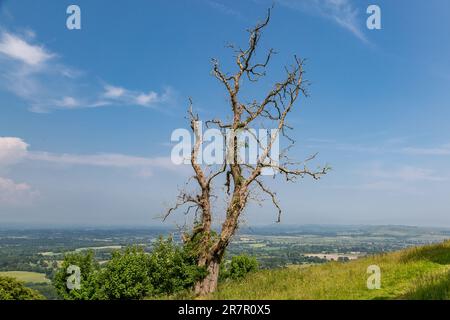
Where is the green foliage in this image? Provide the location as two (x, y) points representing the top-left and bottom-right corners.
(148, 237), (206, 296)
(96, 247), (153, 300)
(0, 276), (44, 300)
(53, 250), (100, 300)
(221, 255), (259, 280)
(53, 237), (205, 300)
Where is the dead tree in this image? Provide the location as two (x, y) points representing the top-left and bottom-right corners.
(166, 9), (330, 296)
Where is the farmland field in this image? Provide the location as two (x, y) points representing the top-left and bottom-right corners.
(0, 271), (50, 283)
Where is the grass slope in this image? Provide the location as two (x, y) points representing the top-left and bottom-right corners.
(0, 271), (50, 284)
(214, 241), (450, 300)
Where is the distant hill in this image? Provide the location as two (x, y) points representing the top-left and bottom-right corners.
(213, 240), (450, 300)
(237, 224), (450, 237)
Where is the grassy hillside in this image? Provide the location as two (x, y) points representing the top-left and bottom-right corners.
(213, 241), (450, 300)
(0, 271), (50, 284)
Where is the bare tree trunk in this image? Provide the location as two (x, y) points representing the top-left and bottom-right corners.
(194, 206), (241, 296)
(195, 256), (221, 296)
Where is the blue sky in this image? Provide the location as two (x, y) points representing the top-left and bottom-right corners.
(1, 0), (450, 227)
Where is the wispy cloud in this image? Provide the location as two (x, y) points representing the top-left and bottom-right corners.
(0, 137), (28, 167)
(277, 0), (368, 43)
(101, 84), (175, 108)
(0, 137), (184, 176)
(0, 137), (36, 205)
(306, 137), (450, 158)
(308, 136), (450, 194)
(357, 164), (447, 195)
(27, 151), (178, 172)
(0, 136), (186, 205)
(0, 31), (54, 66)
(0, 30), (176, 113)
(103, 85), (126, 99)
(366, 164), (447, 183)
(204, 0), (244, 19)
(401, 144), (450, 156)
(0, 176), (37, 206)
(332, 163), (447, 195)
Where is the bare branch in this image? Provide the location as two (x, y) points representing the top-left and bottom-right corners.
(255, 179), (282, 222)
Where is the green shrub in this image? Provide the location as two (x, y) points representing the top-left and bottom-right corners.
(0, 276), (44, 300)
(148, 237), (206, 295)
(97, 247), (153, 300)
(221, 255), (259, 280)
(53, 237), (206, 300)
(53, 250), (100, 300)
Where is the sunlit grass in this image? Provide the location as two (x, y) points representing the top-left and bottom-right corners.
(0, 271), (50, 284)
(213, 241), (450, 300)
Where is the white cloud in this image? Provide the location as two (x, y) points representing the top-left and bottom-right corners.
(401, 145), (450, 156)
(0, 31), (54, 66)
(369, 165), (446, 182)
(136, 91), (159, 106)
(0, 30), (176, 112)
(101, 84), (175, 108)
(0, 176), (37, 206)
(332, 164), (447, 195)
(0, 137), (37, 205)
(204, 0), (244, 19)
(27, 151), (178, 171)
(306, 137), (450, 158)
(0, 137), (28, 166)
(0, 136), (183, 173)
(277, 0), (368, 43)
(0, 135), (187, 206)
(1, 134), (186, 185)
(55, 96), (80, 108)
(26, 151), (188, 178)
(347, 163), (448, 195)
(103, 85), (126, 98)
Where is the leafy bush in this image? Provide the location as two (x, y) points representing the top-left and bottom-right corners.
(221, 255), (259, 280)
(97, 247), (153, 300)
(53, 250), (101, 300)
(148, 237), (206, 295)
(53, 237), (206, 300)
(0, 276), (44, 300)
